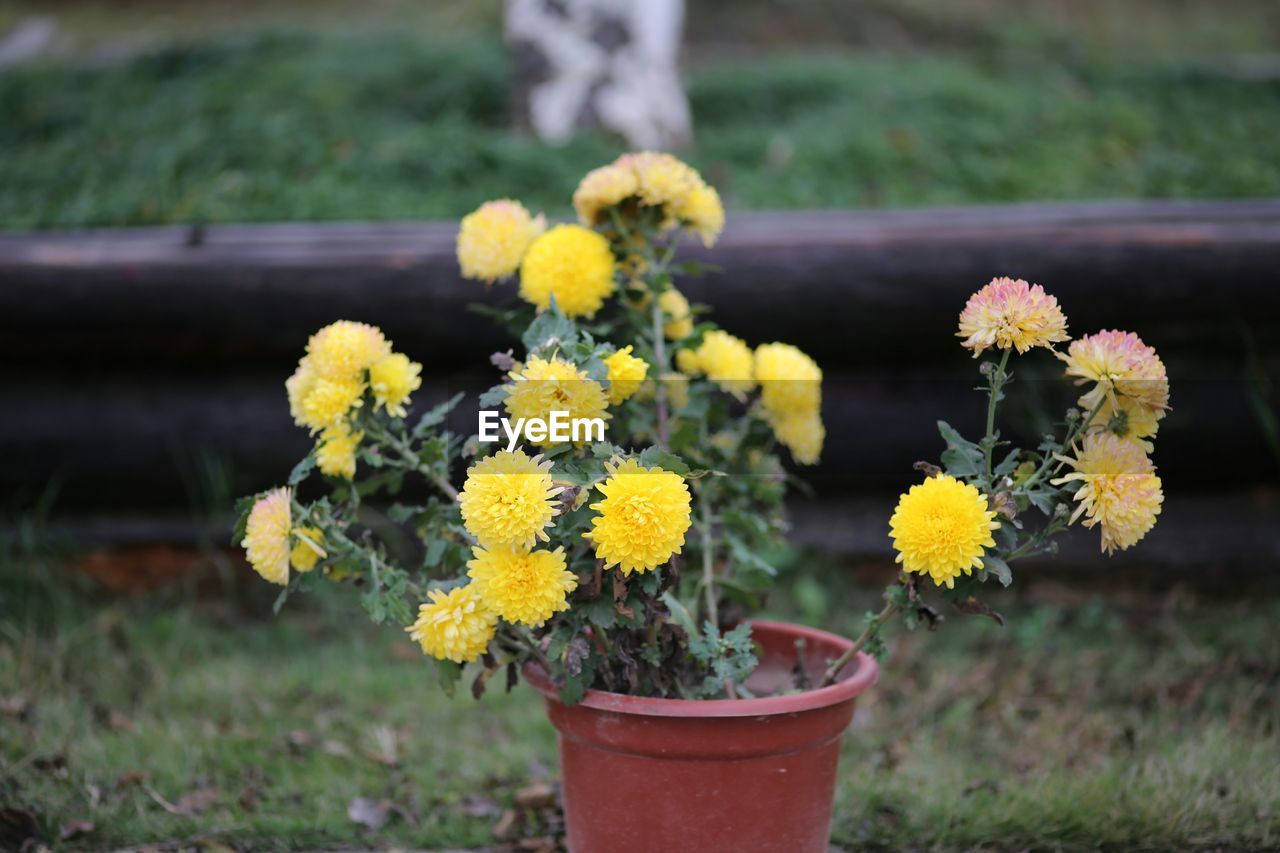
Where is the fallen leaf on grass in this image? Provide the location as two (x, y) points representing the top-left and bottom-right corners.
(493, 809), (519, 839)
(115, 770), (148, 789)
(517, 837), (557, 852)
(145, 784), (219, 816)
(362, 724), (399, 767)
(347, 797), (392, 830)
(0, 695), (31, 719)
(322, 739), (353, 759)
(514, 783), (556, 810)
(60, 820), (96, 841)
(462, 794), (500, 818)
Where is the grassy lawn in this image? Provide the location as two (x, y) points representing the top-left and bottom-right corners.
(1, 21), (1279, 227)
(3, 550), (1278, 851)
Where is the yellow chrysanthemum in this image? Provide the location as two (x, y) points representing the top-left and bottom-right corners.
(770, 412), (825, 466)
(1061, 330), (1170, 425)
(369, 353), (422, 417)
(628, 151), (702, 212)
(504, 356), (611, 447)
(242, 487), (292, 586)
(466, 545), (577, 626)
(307, 321), (391, 381)
(682, 330), (756, 396)
(286, 357), (318, 427)
(519, 225), (617, 319)
(456, 199), (545, 284)
(574, 163), (641, 226)
(406, 585), (498, 664)
(299, 376), (365, 432)
(604, 345), (650, 405)
(889, 475), (1001, 589)
(957, 277), (1070, 358)
(674, 184), (725, 247)
(754, 342), (822, 420)
(1052, 433), (1163, 554)
(586, 459), (692, 575)
(459, 449), (562, 549)
(658, 288), (694, 340)
(316, 422), (361, 479)
(290, 526), (325, 573)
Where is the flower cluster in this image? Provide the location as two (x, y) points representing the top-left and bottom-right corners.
(573, 151), (725, 247)
(285, 321), (422, 479)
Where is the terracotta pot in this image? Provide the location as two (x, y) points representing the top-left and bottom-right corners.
(524, 619), (879, 853)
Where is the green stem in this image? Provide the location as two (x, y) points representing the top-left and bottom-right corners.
(1021, 397), (1106, 491)
(651, 298), (670, 447)
(819, 599), (901, 688)
(983, 348), (1013, 487)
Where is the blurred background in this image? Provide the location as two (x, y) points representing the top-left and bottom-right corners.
(2, 1), (1278, 850)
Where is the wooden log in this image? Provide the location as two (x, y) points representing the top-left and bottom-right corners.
(2, 201), (1278, 369)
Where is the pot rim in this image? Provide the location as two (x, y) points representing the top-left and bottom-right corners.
(523, 619), (880, 718)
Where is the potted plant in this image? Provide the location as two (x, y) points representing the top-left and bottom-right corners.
(236, 153), (1168, 852)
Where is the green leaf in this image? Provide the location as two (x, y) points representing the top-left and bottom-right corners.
(522, 298), (578, 352)
(477, 384), (508, 408)
(937, 420), (984, 478)
(287, 454), (316, 486)
(637, 447), (691, 476)
(230, 494), (255, 546)
(412, 392), (465, 438)
(984, 555), (1013, 587)
(436, 659), (463, 698)
(423, 538), (448, 568)
(661, 591), (699, 638)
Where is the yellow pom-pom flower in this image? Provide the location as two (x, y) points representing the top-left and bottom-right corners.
(504, 356), (611, 447)
(889, 475), (1001, 589)
(658, 288), (694, 340)
(957, 277), (1070, 358)
(316, 422), (361, 479)
(1061, 330), (1170, 425)
(370, 352), (422, 417)
(628, 151), (702, 212)
(675, 184), (725, 247)
(406, 585), (498, 664)
(519, 224), (617, 319)
(755, 342), (822, 420)
(683, 330), (756, 396)
(574, 163), (641, 226)
(1052, 433), (1163, 554)
(307, 321), (391, 380)
(586, 459), (692, 575)
(290, 526), (325, 573)
(466, 544), (577, 626)
(299, 376), (365, 433)
(286, 357), (318, 427)
(604, 345), (650, 405)
(457, 199), (546, 284)
(459, 449), (562, 549)
(770, 411), (825, 466)
(242, 487), (293, 586)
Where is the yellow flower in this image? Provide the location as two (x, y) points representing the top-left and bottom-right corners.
(754, 342), (822, 420)
(466, 544), (577, 626)
(519, 224), (617, 319)
(604, 345), (650, 405)
(286, 357), (318, 427)
(682, 330), (756, 396)
(1052, 433), (1163, 554)
(504, 356), (611, 447)
(574, 163), (641, 226)
(889, 475), (1001, 589)
(307, 321), (391, 380)
(675, 184), (725, 247)
(316, 422), (361, 479)
(299, 376), (365, 432)
(290, 526), (325, 573)
(1061, 330), (1170, 426)
(957, 277), (1070, 358)
(586, 459), (692, 575)
(628, 151), (702, 212)
(242, 487), (292, 586)
(369, 353), (422, 417)
(456, 199), (545, 283)
(459, 449), (562, 549)
(658, 288), (694, 340)
(406, 585), (498, 664)
(770, 412), (825, 466)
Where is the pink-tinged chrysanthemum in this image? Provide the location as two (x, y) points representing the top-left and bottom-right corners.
(241, 487), (292, 585)
(1052, 433), (1163, 554)
(1060, 330), (1170, 422)
(957, 277), (1070, 357)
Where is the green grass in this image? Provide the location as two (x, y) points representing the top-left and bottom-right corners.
(3, 556), (1278, 850)
(1, 29), (1279, 228)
